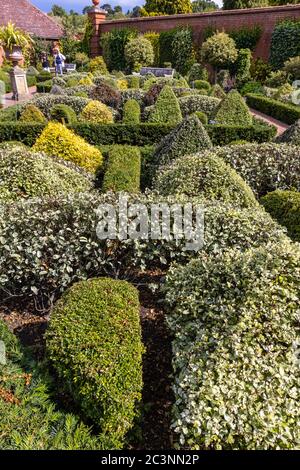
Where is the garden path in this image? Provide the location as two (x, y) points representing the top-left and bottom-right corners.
(3, 86), (37, 108)
(250, 108), (289, 135)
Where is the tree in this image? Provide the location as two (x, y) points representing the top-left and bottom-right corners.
(51, 4), (67, 17)
(192, 0), (219, 11)
(201, 32), (238, 71)
(125, 36), (154, 71)
(82, 6), (91, 15)
(223, 0), (268, 9)
(143, 0), (192, 15)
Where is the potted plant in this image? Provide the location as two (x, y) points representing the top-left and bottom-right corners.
(0, 22), (34, 59)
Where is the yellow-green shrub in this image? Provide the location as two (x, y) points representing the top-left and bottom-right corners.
(19, 104), (47, 123)
(80, 100), (113, 124)
(33, 122), (103, 173)
(78, 76), (93, 86)
(117, 79), (128, 90)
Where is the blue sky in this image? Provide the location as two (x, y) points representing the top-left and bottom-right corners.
(32, 0), (223, 14)
(32, 1), (145, 14)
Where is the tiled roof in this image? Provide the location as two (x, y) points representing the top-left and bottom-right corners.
(0, 0), (64, 39)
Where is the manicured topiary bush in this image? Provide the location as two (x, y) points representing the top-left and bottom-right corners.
(125, 36), (154, 71)
(46, 278), (144, 449)
(0, 192), (287, 304)
(213, 143), (300, 197)
(36, 80), (53, 93)
(240, 81), (264, 96)
(0, 146), (93, 202)
(36, 71), (52, 83)
(28, 95), (91, 119)
(214, 90), (253, 126)
(19, 104), (47, 123)
(0, 320), (100, 450)
(261, 190), (300, 241)
(103, 146), (141, 192)
(164, 240), (300, 449)
(80, 100), (113, 124)
(194, 80), (211, 91)
(88, 56), (108, 74)
(276, 119), (300, 145)
(78, 76), (93, 86)
(50, 104), (77, 125)
(210, 84), (226, 99)
(123, 99), (141, 124)
(153, 115), (212, 168)
(90, 82), (121, 109)
(194, 111), (208, 125)
(188, 63), (208, 83)
(149, 86), (182, 125)
(178, 95), (220, 118)
(156, 152), (258, 208)
(33, 122), (103, 173)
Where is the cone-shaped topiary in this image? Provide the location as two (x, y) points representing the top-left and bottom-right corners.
(148, 86), (182, 125)
(33, 122), (103, 173)
(0, 146), (93, 202)
(80, 100), (113, 124)
(155, 152), (258, 208)
(19, 104), (47, 123)
(214, 89), (253, 125)
(210, 83), (226, 99)
(276, 119), (300, 145)
(153, 114), (212, 167)
(123, 99), (141, 124)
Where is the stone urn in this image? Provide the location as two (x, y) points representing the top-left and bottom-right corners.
(92, 0), (100, 7)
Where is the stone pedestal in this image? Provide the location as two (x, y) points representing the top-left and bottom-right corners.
(9, 63), (29, 101)
(88, 6), (107, 57)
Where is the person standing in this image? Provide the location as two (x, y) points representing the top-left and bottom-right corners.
(42, 53), (50, 72)
(54, 48), (66, 76)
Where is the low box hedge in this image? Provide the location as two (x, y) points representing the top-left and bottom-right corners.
(0, 121), (276, 148)
(246, 93), (300, 125)
(46, 278), (144, 449)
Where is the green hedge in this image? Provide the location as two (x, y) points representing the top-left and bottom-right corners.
(46, 278), (144, 449)
(103, 145), (141, 192)
(261, 190), (300, 242)
(206, 120), (276, 145)
(36, 80), (53, 93)
(0, 121), (275, 148)
(246, 93), (300, 125)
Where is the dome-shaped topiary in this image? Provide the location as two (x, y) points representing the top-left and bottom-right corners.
(50, 104), (77, 125)
(214, 89), (253, 125)
(276, 119), (300, 145)
(0, 146), (93, 202)
(149, 86), (182, 125)
(80, 100), (114, 124)
(155, 152), (258, 208)
(125, 36), (154, 71)
(261, 189), (300, 242)
(153, 114), (212, 167)
(78, 76), (93, 86)
(90, 82), (121, 109)
(33, 122), (103, 173)
(210, 83), (226, 99)
(19, 104), (47, 123)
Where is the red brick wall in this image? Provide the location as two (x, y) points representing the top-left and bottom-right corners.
(89, 5), (300, 61)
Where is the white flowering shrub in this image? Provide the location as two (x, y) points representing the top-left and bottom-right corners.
(0, 192), (286, 306)
(25, 95), (91, 119)
(211, 143), (300, 197)
(164, 241), (300, 449)
(178, 95), (220, 118)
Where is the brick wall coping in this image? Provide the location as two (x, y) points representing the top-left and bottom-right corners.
(102, 4), (300, 26)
